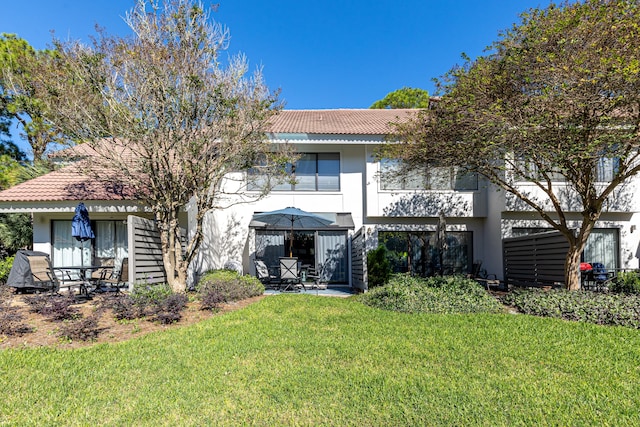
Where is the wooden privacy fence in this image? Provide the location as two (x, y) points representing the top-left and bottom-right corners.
(351, 227), (366, 292)
(128, 215), (186, 286)
(503, 231), (569, 287)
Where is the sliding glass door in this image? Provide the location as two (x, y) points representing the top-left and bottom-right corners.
(52, 220), (128, 268)
(379, 230), (473, 276)
(255, 229), (348, 283)
(52, 220), (89, 267)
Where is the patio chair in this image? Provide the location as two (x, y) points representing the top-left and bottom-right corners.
(468, 260), (500, 290)
(255, 259), (280, 289)
(98, 258), (128, 293)
(91, 258), (114, 281)
(305, 263), (327, 290)
(24, 253), (85, 295)
(584, 262), (615, 291)
(26, 255), (58, 292)
(279, 257), (303, 292)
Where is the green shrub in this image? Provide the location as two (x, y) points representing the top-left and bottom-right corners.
(0, 256), (14, 285)
(131, 283), (173, 308)
(366, 244), (391, 288)
(609, 271), (640, 294)
(196, 269), (264, 309)
(359, 274), (503, 314)
(501, 289), (640, 328)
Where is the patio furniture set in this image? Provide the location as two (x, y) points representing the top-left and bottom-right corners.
(255, 258), (326, 292)
(6, 250), (128, 297)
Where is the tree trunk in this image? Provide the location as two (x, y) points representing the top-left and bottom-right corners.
(564, 218), (597, 291)
(157, 210), (188, 293)
(564, 246), (582, 290)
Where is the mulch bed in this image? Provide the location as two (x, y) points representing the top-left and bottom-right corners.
(0, 290), (264, 349)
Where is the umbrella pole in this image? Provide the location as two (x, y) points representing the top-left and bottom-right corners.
(289, 224), (294, 257)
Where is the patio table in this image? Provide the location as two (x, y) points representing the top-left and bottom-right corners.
(53, 265), (113, 296)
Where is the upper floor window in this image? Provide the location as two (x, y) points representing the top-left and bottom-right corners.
(595, 157), (619, 182)
(379, 159), (477, 191)
(515, 157), (619, 183)
(249, 153), (340, 192)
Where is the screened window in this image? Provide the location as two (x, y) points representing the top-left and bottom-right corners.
(514, 157), (619, 183)
(378, 230), (473, 276)
(380, 159), (477, 191)
(249, 153), (340, 191)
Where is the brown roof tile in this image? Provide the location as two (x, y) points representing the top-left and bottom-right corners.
(267, 109), (417, 135)
(1, 109), (417, 203)
(0, 164), (136, 202)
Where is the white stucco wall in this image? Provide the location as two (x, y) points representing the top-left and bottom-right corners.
(192, 139), (369, 277)
(9, 135), (640, 286)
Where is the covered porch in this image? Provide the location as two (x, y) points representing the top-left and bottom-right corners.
(250, 210), (354, 286)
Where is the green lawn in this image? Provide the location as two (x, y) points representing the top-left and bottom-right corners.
(1, 295), (640, 426)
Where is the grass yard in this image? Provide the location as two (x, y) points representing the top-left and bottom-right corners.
(1, 294), (640, 425)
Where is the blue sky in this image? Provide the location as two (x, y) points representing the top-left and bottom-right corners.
(1, 0), (552, 154)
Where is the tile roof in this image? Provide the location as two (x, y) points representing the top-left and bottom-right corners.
(267, 109), (417, 134)
(0, 109), (418, 203)
(0, 164), (136, 202)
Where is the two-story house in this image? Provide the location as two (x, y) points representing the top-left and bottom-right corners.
(1, 109), (638, 290)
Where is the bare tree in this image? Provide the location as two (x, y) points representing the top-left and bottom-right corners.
(42, 0), (292, 292)
(379, 0), (640, 290)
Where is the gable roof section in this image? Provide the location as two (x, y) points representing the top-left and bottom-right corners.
(267, 109), (417, 135)
(0, 164), (136, 202)
(0, 109), (418, 203)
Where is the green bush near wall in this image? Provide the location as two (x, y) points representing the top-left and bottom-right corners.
(196, 269), (264, 303)
(609, 271), (640, 294)
(0, 256), (14, 285)
(366, 244), (392, 288)
(359, 274), (504, 314)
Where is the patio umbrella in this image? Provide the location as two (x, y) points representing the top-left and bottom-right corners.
(72, 202), (95, 267)
(430, 211), (448, 275)
(252, 207), (333, 257)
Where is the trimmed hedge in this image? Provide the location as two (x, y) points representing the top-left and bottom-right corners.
(359, 274), (504, 314)
(196, 269), (264, 311)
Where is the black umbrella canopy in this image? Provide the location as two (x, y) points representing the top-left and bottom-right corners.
(252, 207), (333, 257)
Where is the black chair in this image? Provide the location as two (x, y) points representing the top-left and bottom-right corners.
(585, 262), (615, 291)
(98, 258), (128, 293)
(305, 263), (327, 290)
(468, 260), (499, 290)
(255, 260), (280, 289)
